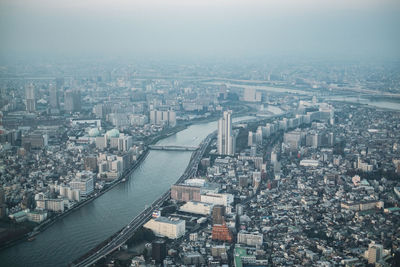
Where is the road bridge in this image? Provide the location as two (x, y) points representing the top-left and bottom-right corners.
(148, 145), (199, 151)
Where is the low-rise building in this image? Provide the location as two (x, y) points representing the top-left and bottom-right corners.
(179, 201), (213, 215)
(237, 231), (263, 247)
(144, 217), (185, 239)
(200, 193), (233, 207)
(27, 210), (48, 223)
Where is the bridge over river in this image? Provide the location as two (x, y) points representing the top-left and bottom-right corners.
(148, 145), (199, 151)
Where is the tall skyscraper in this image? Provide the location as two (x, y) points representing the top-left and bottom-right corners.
(25, 83), (36, 112)
(49, 83), (59, 109)
(218, 110), (235, 155)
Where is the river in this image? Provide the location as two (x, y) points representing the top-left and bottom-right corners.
(326, 96), (400, 111)
(0, 116), (254, 267)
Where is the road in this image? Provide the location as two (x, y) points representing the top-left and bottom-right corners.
(71, 133), (215, 267)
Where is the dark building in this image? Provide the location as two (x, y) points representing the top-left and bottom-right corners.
(239, 176), (249, 188)
(333, 138), (345, 155)
(21, 133), (48, 149)
(152, 240), (166, 264)
(212, 205), (225, 225)
(320, 132), (334, 147)
(0, 130), (21, 146)
(0, 189), (5, 206)
(84, 156), (98, 172)
(0, 189), (6, 219)
(21, 192), (34, 210)
(49, 83), (60, 109)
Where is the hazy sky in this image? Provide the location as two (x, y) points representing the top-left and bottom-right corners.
(0, 0), (399, 61)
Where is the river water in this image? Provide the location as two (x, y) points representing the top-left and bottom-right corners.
(0, 116), (254, 267)
(326, 96), (400, 111)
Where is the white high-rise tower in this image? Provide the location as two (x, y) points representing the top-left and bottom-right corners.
(218, 110), (235, 155)
(25, 83), (36, 113)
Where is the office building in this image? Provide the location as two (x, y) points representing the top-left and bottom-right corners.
(243, 88), (261, 102)
(149, 110), (176, 126)
(284, 130), (304, 149)
(248, 131), (254, 147)
(36, 194), (64, 212)
(59, 185), (80, 202)
(212, 205), (225, 225)
(144, 216), (185, 239)
(117, 134), (133, 152)
(84, 156), (98, 172)
(93, 103), (105, 119)
(152, 240), (166, 264)
(64, 90), (81, 112)
(306, 132), (319, 148)
(183, 252), (205, 265)
(237, 231), (263, 247)
(179, 201), (213, 215)
(212, 223), (233, 242)
(218, 110), (235, 155)
(27, 210), (48, 223)
(368, 243), (383, 264)
(171, 184), (201, 202)
(201, 192), (234, 207)
(168, 110), (176, 126)
(95, 136), (107, 150)
(49, 83), (59, 109)
(239, 176), (249, 188)
(70, 171), (94, 197)
(21, 133), (48, 149)
(253, 171), (261, 188)
(25, 83), (36, 112)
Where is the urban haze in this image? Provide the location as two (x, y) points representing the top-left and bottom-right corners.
(0, 0), (399, 267)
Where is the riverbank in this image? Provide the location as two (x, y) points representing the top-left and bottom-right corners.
(325, 97), (400, 111)
(0, 116), (214, 252)
(0, 147), (150, 252)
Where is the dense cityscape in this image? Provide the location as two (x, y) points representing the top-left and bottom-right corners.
(1, 0), (400, 266)
(0, 59), (399, 266)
